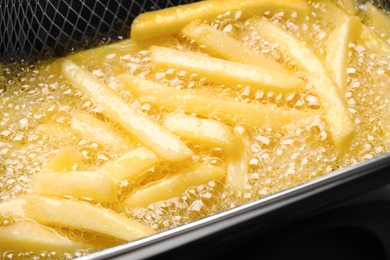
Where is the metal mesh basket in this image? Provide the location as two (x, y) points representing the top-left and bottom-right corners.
(0, 0), (388, 62)
(0, 0), (197, 62)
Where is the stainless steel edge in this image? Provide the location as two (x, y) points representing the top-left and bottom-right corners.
(81, 152), (390, 260)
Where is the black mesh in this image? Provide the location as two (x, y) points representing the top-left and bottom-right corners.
(0, 0), (198, 62)
(0, 0), (388, 62)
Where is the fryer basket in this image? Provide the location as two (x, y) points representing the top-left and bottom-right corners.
(0, 0), (197, 61)
(0, 0), (388, 61)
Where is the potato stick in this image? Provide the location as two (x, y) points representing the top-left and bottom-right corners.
(252, 18), (354, 150)
(181, 21), (285, 71)
(36, 122), (72, 138)
(131, 1), (232, 40)
(131, 0), (310, 40)
(125, 165), (225, 208)
(162, 112), (236, 152)
(227, 136), (248, 192)
(42, 146), (83, 172)
(312, 0), (390, 56)
(150, 46), (304, 93)
(335, 0), (358, 15)
(325, 16), (361, 91)
(120, 74), (316, 129)
(70, 111), (133, 150)
(0, 221), (98, 253)
(359, 24), (390, 56)
(365, 2), (390, 38)
(162, 112), (247, 191)
(23, 195), (154, 241)
(66, 39), (138, 65)
(0, 198), (26, 218)
(162, 112), (247, 190)
(238, 0), (310, 14)
(312, 0), (349, 25)
(100, 147), (159, 181)
(31, 171), (118, 203)
(62, 60), (193, 161)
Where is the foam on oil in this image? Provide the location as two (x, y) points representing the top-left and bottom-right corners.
(1, 3), (389, 258)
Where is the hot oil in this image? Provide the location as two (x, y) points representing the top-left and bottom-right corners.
(1, 3), (390, 259)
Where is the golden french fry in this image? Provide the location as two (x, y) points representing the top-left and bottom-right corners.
(312, 0), (349, 25)
(334, 0), (358, 15)
(161, 112), (247, 191)
(359, 25), (390, 56)
(100, 147), (159, 181)
(131, 0), (310, 40)
(125, 165), (225, 208)
(252, 18), (354, 150)
(131, 1), (233, 40)
(36, 122), (72, 138)
(226, 158), (248, 191)
(62, 60), (193, 161)
(42, 145), (83, 172)
(0, 221), (98, 253)
(162, 112), (236, 152)
(120, 74), (316, 129)
(70, 111), (133, 150)
(67, 39), (138, 65)
(312, 0), (390, 56)
(31, 171), (118, 203)
(325, 15), (361, 91)
(0, 198), (26, 218)
(365, 2), (390, 38)
(226, 136), (248, 192)
(181, 21), (285, 71)
(23, 195), (155, 241)
(150, 46), (304, 93)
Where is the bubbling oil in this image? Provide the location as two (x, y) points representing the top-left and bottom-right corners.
(1, 3), (390, 259)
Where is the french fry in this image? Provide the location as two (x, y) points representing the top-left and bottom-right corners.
(227, 136), (248, 192)
(312, 0), (390, 56)
(150, 46), (304, 93)
(0, 198), (26, 218)
(120, 75), (316, 129)
(227, 159), (247, 192)
(359, 25), (390, 56)
(252, 18), (354, 150)
(161, 112), (248, 191)
(181, 21), (285, 71)
(100, 147), (159, 181)
(131, 0), (233, 40)
(0, 221), (98, 253)
(42, 146), (83, 172)
(66, 39), (138, 65)
(36, 122), (72, 138)
(23, 195), (155, 241)
(161, 112), (247, 191)
(125, 165), (225, 208)
(31, 171), (118, 203)
(312, 0), (349, 25)
(62, 60), (193, 161)
(131, 0), (310, 40)
(70, 111), (133, 150)
(325, 15), (361, 91)
(162, 112), (236, 152)
(365, 2), (390, 38)
(335, 0), (358, 15)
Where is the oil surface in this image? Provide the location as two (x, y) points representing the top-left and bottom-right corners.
(0, 1), (389, 259)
